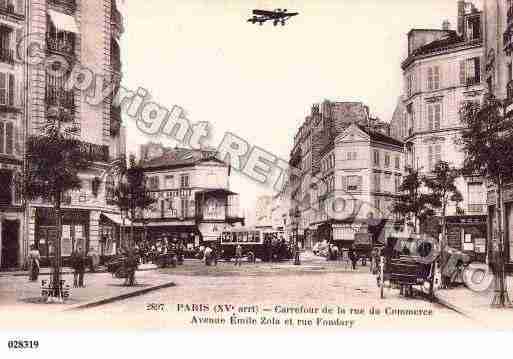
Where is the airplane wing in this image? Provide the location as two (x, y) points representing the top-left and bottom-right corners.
(252, 9), (276, 16)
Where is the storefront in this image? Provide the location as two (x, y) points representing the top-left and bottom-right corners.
(445, 215), (487, 262)
(488, 184), (513, 272)
(35, 207), (90, 266)
(0, 214), (22, 269)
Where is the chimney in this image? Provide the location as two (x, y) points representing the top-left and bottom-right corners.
(442, 20), (451, 31)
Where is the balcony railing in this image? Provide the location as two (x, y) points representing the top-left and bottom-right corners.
(0, 47), (14, 65)
(80, 142), (110, 163)
(47, 36), (75, 57)
(468, 204), (486, 214)
(48, 0), (76, 13)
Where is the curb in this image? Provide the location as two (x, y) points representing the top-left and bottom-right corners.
(434, 293), (473, 318)
(66, 281), (176, 311)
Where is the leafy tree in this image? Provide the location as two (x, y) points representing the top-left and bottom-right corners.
(392, 166), (436, 233)
(423, 161), (462, 266)
(112, 155), (155, 248)
(25, 123), (89, 299)
(460, 94), (513, 307)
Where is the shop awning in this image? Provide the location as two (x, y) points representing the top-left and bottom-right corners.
(101, 213), (132, 226)
(195, 189), (237, 197)
(48, 9), (79, 34)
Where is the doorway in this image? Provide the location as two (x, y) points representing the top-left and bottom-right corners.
(1, 220), (19, 269)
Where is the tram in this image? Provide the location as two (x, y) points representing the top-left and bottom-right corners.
(219, 227), (292, 261)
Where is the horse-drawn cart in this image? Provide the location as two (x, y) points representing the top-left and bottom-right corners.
(376, 234), (441, 301)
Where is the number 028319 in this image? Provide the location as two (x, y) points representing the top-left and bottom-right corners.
(7, 340), (39, 350)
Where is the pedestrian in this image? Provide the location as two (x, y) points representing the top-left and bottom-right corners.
(90, 247), (100, 272)
(204, 246), (213, 266)
(332, 245), (340, 261)
(235, 244), (242, 266)
(77, 247), (86, 288)
(71, 248), (80, 288)
(27, 245), (41, 281)
(348, 248), (357, 270)
(125, 250), (138, 286)
(213, 244), (218, 266)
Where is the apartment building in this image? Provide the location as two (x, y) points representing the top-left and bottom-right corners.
(311, 124), (403, 246)
(0, 1), (27, 269)
(0, 0), (126, 269)
(390, 0), (488, 255)
(136, 143), (244, 246)
(289, 100), (392, 248)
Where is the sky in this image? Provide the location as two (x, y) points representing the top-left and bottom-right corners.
(118, 0), (482, 220)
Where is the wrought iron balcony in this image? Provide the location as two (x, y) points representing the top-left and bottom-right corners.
(468, 204), (485, 214)
(80, 142), (110, 163)
(0, 47), (14, 65)
(46, 87), (75, 113)
(47, 35), (76, 57)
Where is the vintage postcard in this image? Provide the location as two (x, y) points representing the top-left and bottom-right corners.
(3, 0), (513, 346)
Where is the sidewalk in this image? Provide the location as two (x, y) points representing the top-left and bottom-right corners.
(0, 266), (173, 312)
(436, 277), (513, 328)
(0, 262), (158, 277)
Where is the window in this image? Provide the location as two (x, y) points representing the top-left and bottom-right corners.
(180, 198), (189, 218)
(165, 175), (175, 189)
(460, 57), (481, 86)
(374, 198), (381, 213)
(0, 121), (13, 155)
(407, 73), (414, 97)
(427, 66), (440, 90)
(105, 175), (115, 202)
(427, 102), (442, 130)
(384, 153), (390, 167)
(345, 175), (362, 192)
(0, 72), (14, 106)
(374, 173), (381, 192)
(373, 150), (380, 166)
(395, 176), (401, 193)
(395, 155), (400, 169)
(428, 144), (442, 171)
(148, 176), (160, 190)
(180, 174), (189, 188)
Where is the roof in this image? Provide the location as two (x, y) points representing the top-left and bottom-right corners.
(140, 147), (225, 169)
(410, 31), (463, 57)
(356, 125), (404, 148)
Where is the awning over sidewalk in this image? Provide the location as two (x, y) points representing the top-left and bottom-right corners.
(101, 213), (132, 226)
(48, 9), (79, 34)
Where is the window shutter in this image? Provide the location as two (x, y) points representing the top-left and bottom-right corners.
(5, 121), (13, 155)
(0, 121), (4, 154)
(435, 103), (441, 129)
(0, 73), (6, 105)
(474, 57), (481, 83)
(16, 0), (23, 14)
(427, 67), (433, 90)
(428, 104), (433, 130)
(357, 176), (362, 191)
(459, 60), (466, 85)
(8, 73), (14, 107)
(341, 176), (347, 191)
(434, 66), (440, 89)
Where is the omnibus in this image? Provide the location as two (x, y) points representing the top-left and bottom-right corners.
(219, 228), (292, 261)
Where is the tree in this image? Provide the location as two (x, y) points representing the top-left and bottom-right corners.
(460, 95), (513, 307)
(24, 123), (89, 300)
(423, 161), (462, 269)
(112, 155), (155, 249)
(392, 166), (436, 233)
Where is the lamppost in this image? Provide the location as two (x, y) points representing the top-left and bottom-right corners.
(293, 209), (300, 265)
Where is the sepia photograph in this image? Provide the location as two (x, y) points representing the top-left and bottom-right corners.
(2, 1), (513, 351)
